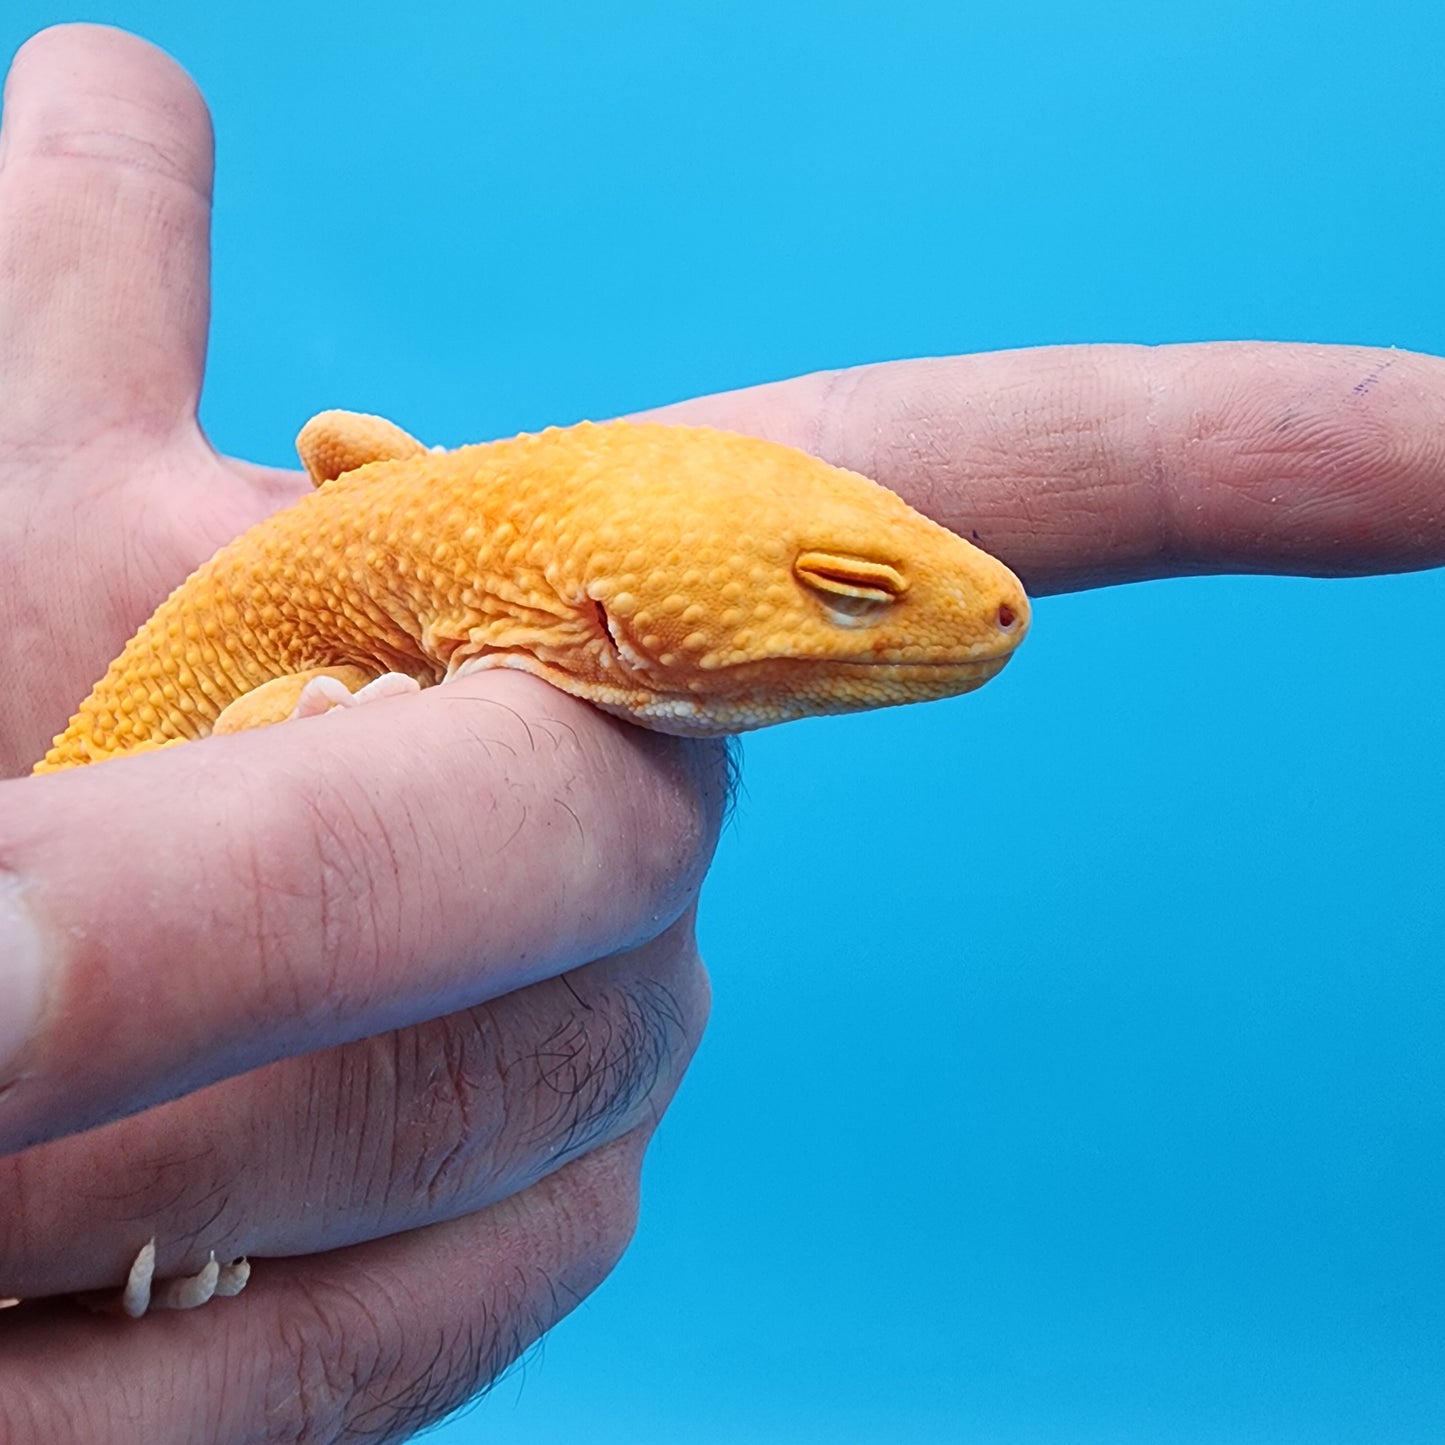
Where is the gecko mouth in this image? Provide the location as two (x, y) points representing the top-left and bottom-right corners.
(827, 653), (1015, 675)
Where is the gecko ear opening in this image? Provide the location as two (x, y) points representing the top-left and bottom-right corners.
(794, 551), (908, 604)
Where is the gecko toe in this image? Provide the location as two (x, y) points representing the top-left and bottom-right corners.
(150, 1252), (220, 1311)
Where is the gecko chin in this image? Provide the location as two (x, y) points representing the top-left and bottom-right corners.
(594, 651), (1018, 737)
(830, 654), (1015, 677)
(813, 651), (1018, 702)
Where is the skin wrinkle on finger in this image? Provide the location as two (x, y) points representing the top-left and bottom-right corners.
(0, 919), (708, 1298)
(0, 100), (212, 197)
(639, 342), (1445, 591)
(0, 26), (213, 192)
(1141, 345), (1172, 571)
(0, 1137), (649, 1444)
(275, 771), (412, 1024)
(0, 674), (725, 1156)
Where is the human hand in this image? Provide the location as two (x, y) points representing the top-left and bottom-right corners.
(0, 23), (722, 1442)
(7, 20), (1445, 1445)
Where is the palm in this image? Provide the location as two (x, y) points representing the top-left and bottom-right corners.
(0, 435), (309, 775)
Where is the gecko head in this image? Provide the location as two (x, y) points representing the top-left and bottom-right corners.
(566, 424), (1030, 735)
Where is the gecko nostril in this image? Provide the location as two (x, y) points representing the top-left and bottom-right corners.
(996, 603), (1018, 631)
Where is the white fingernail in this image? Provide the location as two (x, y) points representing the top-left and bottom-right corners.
(0, 879), (44, 1077)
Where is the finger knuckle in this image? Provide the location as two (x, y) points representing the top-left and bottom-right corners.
(267, 1278), (381, 1442)
(503, 965), (699, 1174)
(266, 1264), (547, 1444)
(612, 734), (731, 920)
(382, 1010), (510, 1214)
(378, 952), (703, 1221)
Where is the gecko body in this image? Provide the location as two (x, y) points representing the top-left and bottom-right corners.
(37, 412), (1029, 771)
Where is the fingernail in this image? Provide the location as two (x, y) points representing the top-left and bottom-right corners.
(0, 878), (45, 1077)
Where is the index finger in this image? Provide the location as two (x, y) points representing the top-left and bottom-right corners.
(0, 672), (727, 1155)
(638, 342), (1445, 593)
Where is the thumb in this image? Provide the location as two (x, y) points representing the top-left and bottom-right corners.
(0, 24), (213, 446)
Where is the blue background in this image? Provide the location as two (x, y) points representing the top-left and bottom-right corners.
(4, 3), (1442, 1441)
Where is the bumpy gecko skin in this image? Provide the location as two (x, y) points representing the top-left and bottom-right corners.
(35, 413), (1029, 772)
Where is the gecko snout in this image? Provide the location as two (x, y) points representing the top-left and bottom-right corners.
(993, 593), (1030, 639)
(981, 588), (1030, 655)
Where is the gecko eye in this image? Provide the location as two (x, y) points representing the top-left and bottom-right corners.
(794, 551), (908, 604)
